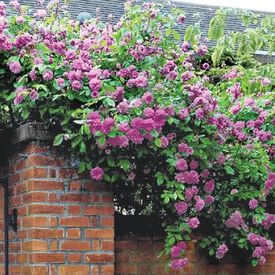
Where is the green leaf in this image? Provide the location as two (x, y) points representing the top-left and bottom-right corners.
(22, 108), (30, 119)
(98, 136), (106, 145)
(208, 16), (224, 39)
(107, 158), (116, 167)
(79, 142), (86, 153)
(8, 56), (20, 62)
(209, 249), (215, 256)
(186, 24), (200, 45)
(157, 175), (164, 185)
(252, 259), (258, 267)
(194, 120), (201, 126)
(165, 28), (172, 36)
(225, 165), (235, 175)
(53, 134), (64, 146)
(151, 129), (159, 138)
(258, 165), (266, 173)
(154, 138), (161, 148)
(78, 162), (86, 173)
(74, 120), (85, 125)
(164, 196), (170, 204)
(173, 29), (181, 40)
(108, 131), (118, 138)
(103, 97), (116, 107)
(104, 174), (111, 182)
(81, 124), (90, 136)
(211, 45), (224, 67)
(111, 173), (119, 183)
(119, 159), (131, 172)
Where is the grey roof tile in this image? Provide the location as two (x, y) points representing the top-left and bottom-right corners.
(4, 0), (273, 31)
(3, 0), (274, 56)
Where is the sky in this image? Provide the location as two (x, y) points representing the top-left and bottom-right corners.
(175, 0), (275, 12)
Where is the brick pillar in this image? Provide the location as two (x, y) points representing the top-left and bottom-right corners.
(0, 167), (5, 275)
(0, 124), (114, 275)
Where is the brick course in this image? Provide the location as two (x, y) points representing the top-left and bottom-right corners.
(0, 141), (114, 275)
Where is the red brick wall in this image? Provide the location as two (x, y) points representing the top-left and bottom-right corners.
(115, 237), (275, 275)
(0, 142), (114, 275)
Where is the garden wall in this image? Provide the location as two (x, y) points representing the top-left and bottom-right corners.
(115, 237), (275, 275)
(0, 124), (274, 274)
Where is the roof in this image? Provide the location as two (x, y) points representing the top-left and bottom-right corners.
(3, 0), (275, 61)
(4, 0), (274, 36)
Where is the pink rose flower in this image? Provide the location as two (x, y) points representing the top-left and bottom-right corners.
(248, 199), (258, 209)
(34, 9), (47, 18)
(71, 80), (83, 91)
(43, 69), (54, 81)
(142, 92), (153, 104)
(170, 257), (188, 271)
(175, 170), (199, 184)
(175, 159), (188, 171)
(188, 217), (200, 229)
(204, 179), (215, 193)
(177, 15), (185, 24)
(90, 167), (104, 181)
(215, 243), (228, 259)
(9, 61), (21, 74)
(175, 201), (188, 215)
(194, 196), (205, 211)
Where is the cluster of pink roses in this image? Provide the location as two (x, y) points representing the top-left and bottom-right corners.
(224, 211), (246, 230)
(170, 242), (188, 270)
(217, 70), (273, 148)
(87, 101), (170, 151)
(247, 233), (273, 264)
(215, 243), (229, 259)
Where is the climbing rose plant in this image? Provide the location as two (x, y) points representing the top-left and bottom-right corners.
(0, 0), (274, 270)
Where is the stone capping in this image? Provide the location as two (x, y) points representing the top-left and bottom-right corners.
(11, 122), (51, 145)
(0, 123), (52, 165)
